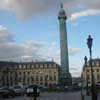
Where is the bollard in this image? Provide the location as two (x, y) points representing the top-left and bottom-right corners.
(81, 95), (84, 100)
(93, 92), (97, 100)
(34, 96), (37, 100)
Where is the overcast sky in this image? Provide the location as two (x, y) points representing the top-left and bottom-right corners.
(0, 0), (100, 77)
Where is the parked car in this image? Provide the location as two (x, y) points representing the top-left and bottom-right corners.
(11, 85), (25, 96)
(39, 86), (48, 92)
(0, 87), (15, 98)
(7, 87), (16, 97)
(38, 86), (48, 92)
(26, 85), (40, 96)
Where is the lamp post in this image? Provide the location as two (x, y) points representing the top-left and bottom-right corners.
(84, 56), (88, 95)
(87, 35), (94, 100)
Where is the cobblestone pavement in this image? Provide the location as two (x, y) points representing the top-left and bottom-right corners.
(2, 92), (100, 100)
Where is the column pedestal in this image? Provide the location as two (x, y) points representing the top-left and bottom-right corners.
(60, 72), (72, 86)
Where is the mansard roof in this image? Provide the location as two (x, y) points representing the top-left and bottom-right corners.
(19, 61), (56, 65)
(92, 58), (100, 62)
(83, 58), (100, 69)
(0, 61), (18, 68)
(0, 61), (60, 68)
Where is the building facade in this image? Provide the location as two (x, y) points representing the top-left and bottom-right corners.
(82, 59), (100, 86)
(0, 61), (60, 87)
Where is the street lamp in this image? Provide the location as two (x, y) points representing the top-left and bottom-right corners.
(84, 56), (88, 95)
(87, 35), (93, 59)
(87, 35), (95, 100)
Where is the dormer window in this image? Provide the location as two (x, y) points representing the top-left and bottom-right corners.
(96, 62), (99, 66)
(19, 65), (22, 69)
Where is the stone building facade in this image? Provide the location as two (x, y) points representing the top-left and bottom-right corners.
(0, 61), (60, 87)
(82, 59), (100, 86)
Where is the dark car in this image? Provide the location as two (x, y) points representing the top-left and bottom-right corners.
(11, 85), (25, 96)
(26, 85), (40, 97)
(0, 87), (15, 98)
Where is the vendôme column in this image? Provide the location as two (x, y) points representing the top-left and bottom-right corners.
(58, 3), (72, 86)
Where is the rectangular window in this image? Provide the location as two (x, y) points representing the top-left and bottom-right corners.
(87, 69), (89, 72)
(97, 74), (100, 80)
(97, 69), (99, 72)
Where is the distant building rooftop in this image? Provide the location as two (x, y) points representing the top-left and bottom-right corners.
(0, 61), (60, 68)
(83, 58), (100, 69)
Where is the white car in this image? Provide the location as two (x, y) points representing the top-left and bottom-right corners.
(26, 85), (40, 96)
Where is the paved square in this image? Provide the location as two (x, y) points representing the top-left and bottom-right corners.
(3, 92), (100, 100)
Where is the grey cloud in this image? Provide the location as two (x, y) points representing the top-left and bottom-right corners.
(69, 65), (82, 77)
(64, 0), (100, 20)
(0, 0), (57, 19)
(70, 67), (78, 71)
(0, 25), (46, 61)
(0, 0), (100, 20)
(0, 43), (25, 60)
(64, 0), (100, 12)
(85, 0), (100, 9)
(0, 25), (82, 64)
(42, 42), (82, 64)
(0, 25), (14, 43)
(69, 48), (82, 55)
(0, 41), (44, 62)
